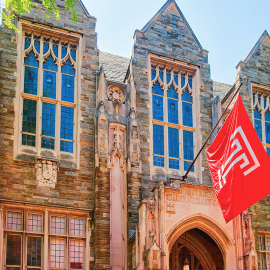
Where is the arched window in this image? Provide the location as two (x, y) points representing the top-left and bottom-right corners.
(152, 81), (164, 121)
(253, 91), (270, 157)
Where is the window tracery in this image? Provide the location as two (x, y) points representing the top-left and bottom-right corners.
(253, 91), (270, 157)
(151, 64), (195, 172)
(21, 31), (78, 154)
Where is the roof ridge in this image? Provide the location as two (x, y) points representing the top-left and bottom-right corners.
(244, 30), (269, 63)
(213, 81), (232, 86)
(100, 51), (130, 60)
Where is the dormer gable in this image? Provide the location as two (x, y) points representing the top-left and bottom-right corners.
(244, 30), (270, 63)
(139, 0), (204, 51)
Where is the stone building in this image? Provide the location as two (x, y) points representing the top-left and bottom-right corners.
(0, 0), (270, 269)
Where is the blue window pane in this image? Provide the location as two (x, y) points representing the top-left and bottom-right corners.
(53, 40), (59, 57)
(182, 102), (193, 127)
(70, 44), (77, 62)
(159, 67), (164, 82)
(188, 75), (193, 88)
(60, 140), (73, 153)
(153, 156), (164, 167)
(22, 134), (35, 147)
(168, 99), (178, 124)
(34, 36), (40, 53)
(151, 65), (156, 81)
(61, 106), (74, 140)
(258, 94), (261, 105)
(43, 56), (57, 72)
(61, 60), (75, 76)
(152, 95), (163, 121)
(184, 161), (194, 172)
(24, 66), (38, 95)
(254, 119), (262, 141)
(182, 89), (193, 102)
(266, 111), (270, 122)
(62, 43), (68, 58)
(153, 124), (164, 156)
(169, 159), (179, 170)
(168, 128), (179, 158)
(43, 38), (50, 54)
(41, 137), (54, 150)
(183, 130), (194, 161)
(152, 81), (163, 96)
(174, 71), (178, 85)
(42, 103), (55, 138)
(22, 99), (37, 134)
(24, 33), (31, 49)
(181, 73), (185, 88)
(253, 93), (256, 105)
(62, 75), (74, 103)
(166, 69), (171, 84)
(267, 148), (270, 158)
(265, 122), (270, 144)
(43, 71), (56, 99)
(24, 52), (39, 67)
(167, 85), (178, 99)
(254, 107), (261, 119)
(264, 96), (267, 109)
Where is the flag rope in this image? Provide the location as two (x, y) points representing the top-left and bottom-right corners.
(182, 76), (247, 181)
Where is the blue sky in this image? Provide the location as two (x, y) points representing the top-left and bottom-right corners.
(83, 0), (270, 85)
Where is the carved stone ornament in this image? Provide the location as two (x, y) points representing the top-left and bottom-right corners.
(166, 4), (178, 15)
(36, 159), (57, 188)
(148, 197), (156, 218)
(108, 86), (125, 103)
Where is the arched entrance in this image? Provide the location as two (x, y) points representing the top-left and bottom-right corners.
(169, 229), (224, 270)
(167, 214), (233, 270)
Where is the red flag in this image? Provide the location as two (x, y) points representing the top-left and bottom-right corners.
(206, 94), (270, 223)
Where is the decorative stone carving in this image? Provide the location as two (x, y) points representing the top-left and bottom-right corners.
(148, 197), (156, 218)
(36, 159), (57, 188)
(166, 200), (175, 214)
(166, 4), (178, 15)
(108, 86), (125, 103)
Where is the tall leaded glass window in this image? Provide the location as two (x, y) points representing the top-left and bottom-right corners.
(151, 64), (195, 172)
(182, 89), (193, 127)
(153, 124), (164, 167)
(21, 32), (77, 154)
(152, 81), (164, 121)
(168, 86), (178, 124)
(253, 91), (270, 157)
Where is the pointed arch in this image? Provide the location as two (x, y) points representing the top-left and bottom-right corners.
(166, 214), (233, 262)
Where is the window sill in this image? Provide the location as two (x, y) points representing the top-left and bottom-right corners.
(15, 146), (78, 169)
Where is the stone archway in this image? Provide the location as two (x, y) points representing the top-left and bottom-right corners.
(167, 214), (233, 269)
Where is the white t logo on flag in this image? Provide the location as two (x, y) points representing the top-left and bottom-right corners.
(217, 126), (260, 190)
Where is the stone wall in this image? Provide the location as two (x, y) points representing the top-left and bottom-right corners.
(128, 2), (213, 234)
(0, 0), (98, 268)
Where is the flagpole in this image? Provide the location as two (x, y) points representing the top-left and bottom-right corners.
(182, 76), (247, 181)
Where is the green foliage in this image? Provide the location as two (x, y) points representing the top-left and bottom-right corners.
(2, 0), (78, 32)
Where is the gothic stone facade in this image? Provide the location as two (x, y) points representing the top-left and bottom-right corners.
(0, 0), (270, 269)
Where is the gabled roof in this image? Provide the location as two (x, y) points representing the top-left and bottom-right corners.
(141, 0), (203, 51)
(77, 0), (96, 19)
(244, 30), (269, 63)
